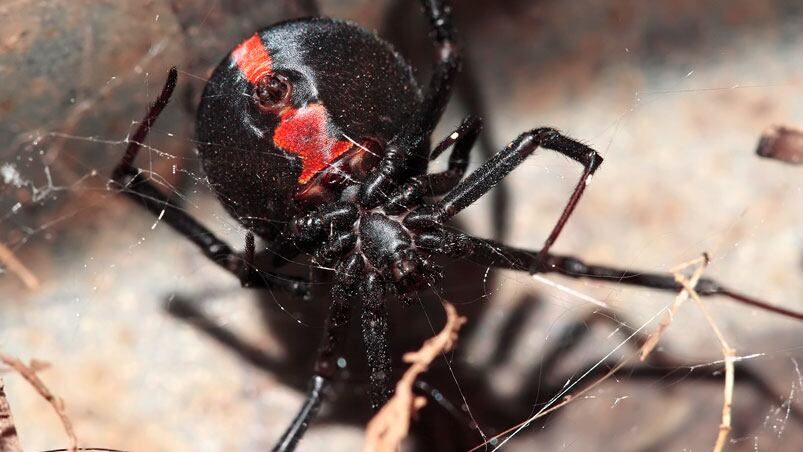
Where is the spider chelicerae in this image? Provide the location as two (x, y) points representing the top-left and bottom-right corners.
(109, 1), (803, 450)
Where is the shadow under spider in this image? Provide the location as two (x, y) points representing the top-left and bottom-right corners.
(163, 247), (803, 451)
(163, 243), (495, 439)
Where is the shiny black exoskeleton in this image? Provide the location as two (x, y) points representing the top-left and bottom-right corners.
(196, 18), (426, 239)
(110, 1), (803, 450)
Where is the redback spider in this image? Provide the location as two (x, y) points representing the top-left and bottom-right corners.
(110, 0), (803, 449)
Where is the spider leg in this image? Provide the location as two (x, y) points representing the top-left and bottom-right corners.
(360, 0), (469, 210)
(110, 67), (309, 298)
(385, 115), (482, 213)
(360, 272), (394, 409)
(419, 0), (461, 133)
(274, 254), (394, 450)
(405, 128), (602, 267)
(458, 236), (803, 322)
(359, 145), (412, 208)
(422, 115), (482, 196)
(290, 205), (394, 408)
(380, 0), (511, 242)
(274, 375), (328, 452)
(413, 225), (803, 321)
(274, 263), (355, 452)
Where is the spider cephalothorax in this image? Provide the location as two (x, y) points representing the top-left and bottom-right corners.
(196, 18), (425, 239)
(110, 1), (803, 450)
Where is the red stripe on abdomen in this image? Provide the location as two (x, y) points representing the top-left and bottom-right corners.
(274, 104), (353, 184)
(232, 33), (272, 84)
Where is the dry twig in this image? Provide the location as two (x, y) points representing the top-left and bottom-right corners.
(0, 378), (23, 452)
(640, 255), (708, 360)
(0, 242), (40, 290)
(364, 302), (467, 452)
(0, 353), (78, 452)
(673, 265), (736, 452)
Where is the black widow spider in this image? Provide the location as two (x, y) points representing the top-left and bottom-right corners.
(110, 0), (803, 449)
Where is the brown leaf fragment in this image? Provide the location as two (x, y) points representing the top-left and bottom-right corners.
(364, 302), (467, 452)
(0, 353), (77, 452)
(0, 378), (22, 452)
(756, 125), (803, 164)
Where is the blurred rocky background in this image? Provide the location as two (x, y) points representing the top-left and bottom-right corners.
(1, 0), (802, 451)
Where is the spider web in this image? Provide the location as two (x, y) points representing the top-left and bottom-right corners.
(1, 1), (803, 451)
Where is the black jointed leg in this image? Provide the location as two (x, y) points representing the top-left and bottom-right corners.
(273, 376), (328, 452)
(274, 278), (354, 452)
(294, 205), (360, 265)
(241, 231), (256, 283)
(357, 0), (463, 209)
(532, 151), (599, 269)
(314, 277), (354, 379)
(414, 228), (473, 258)
(317, 231), (358, 265)
(462, 236), (803, 322)
(112, 67), (177, 180)
(358, 145), (411, 208)
(110, 68), (309, 298)
(414, 380), (476, 430)
(271, 202), (360, 267)
(386, 115), (482, 213)
(423, 115), (483, 196)
(360, 272), (394, 409)
(441, 129), (601, 225)
(405, 128), (602, 232)
(419, 0), (461, 134)
(291, 202), (360, 243)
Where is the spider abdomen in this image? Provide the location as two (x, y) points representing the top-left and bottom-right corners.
(195, 18), (423, 239)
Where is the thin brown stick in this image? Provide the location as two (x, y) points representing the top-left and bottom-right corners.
(640, 255), (708, 360)
(0, 378), (23, 452)
(0, 353), (78, 452)
(0, 242), (39, 290)
(364, 302), (467, 452)
(674, 267), (735, 452)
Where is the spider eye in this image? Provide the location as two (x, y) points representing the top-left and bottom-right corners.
(253, 74), (292, 112)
